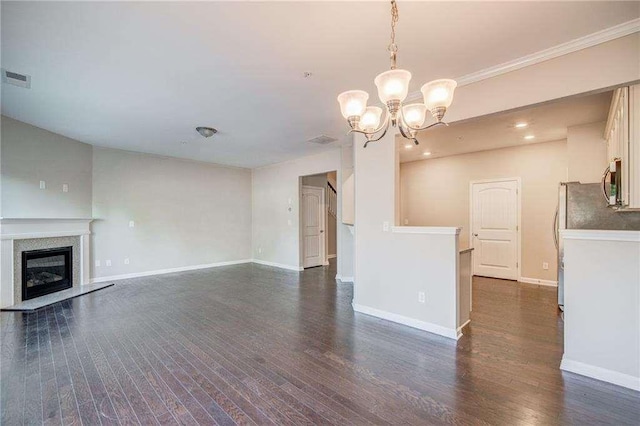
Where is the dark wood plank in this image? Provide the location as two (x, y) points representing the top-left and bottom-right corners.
(2, 260), (639, 425)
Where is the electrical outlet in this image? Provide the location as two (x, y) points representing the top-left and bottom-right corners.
(258, 247), (262, 254)
(39, 180), (46, 189)
(404, 218), (409, 225)
(62, 184), (69, 193)
(124, 258), (130, 265)
(383, 221), (390, 232)
(105, 260), (112, 267)
(95, 260), (101, 267)
(542, 262), (549, 270)
(418, 292), (426, 304)
(129, 221), (135, 228)
(287, 219), (292, 226)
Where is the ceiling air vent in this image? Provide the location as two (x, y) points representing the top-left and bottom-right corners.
(2, 69), (31, 89)
(307, 135), (337, 145)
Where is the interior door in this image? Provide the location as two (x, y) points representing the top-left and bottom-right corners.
(471, 179), (519, 280)
(302, 185), (325, 268)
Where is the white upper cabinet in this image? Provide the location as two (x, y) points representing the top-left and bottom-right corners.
(605, 85), (640, 208)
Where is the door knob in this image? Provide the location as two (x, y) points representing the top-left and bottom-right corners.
(320, 230), (324, 233)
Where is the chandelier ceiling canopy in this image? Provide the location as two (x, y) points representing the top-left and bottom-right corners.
(337, 0), (457, 147)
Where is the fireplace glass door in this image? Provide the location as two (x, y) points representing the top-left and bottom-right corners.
(22, 247), (73, 300)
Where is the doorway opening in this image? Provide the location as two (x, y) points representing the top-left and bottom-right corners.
(469, 178), (521, 281)
(300, 171), (338, 269)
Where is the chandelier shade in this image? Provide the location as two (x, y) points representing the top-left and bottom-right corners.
(337, 0), (458, 147)
(421, 79), (458, 111)
(337, 90), (369, 119)
(402, 103), (428, 128)
(360, 106), (383, 132)
(374, 69), (412, 104)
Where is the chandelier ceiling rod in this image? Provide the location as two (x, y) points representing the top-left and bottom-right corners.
(337, 0), (458, 148)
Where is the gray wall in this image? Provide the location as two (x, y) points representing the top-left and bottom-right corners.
(252, 149), (345, 272)
(92, 148), (252, 278)
(1, 116), (92, 218)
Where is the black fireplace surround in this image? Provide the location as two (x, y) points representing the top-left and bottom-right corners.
(22, 246), (73, 301)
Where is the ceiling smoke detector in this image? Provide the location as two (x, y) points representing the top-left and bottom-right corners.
(196, 127), (217, 138)
(2, 69), (31, 89)
(307, 135), (338, 145)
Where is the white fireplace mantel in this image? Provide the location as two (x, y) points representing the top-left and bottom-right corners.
(0, 218), (94, 308)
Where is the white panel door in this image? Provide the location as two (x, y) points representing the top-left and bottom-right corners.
(302, 186), (325, 268)
(471, 179), (519, 280)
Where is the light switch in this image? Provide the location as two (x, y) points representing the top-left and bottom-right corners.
(129, 221), (135, 228)
(39, 181), (46, 189)
(105, 260), (112, 267)
(124, 258), (130, 265)
(383, 221), (390, 232)
(95, 260), (101, 267)
(62, 184), (69, 193)
(287, 219), (292, 226)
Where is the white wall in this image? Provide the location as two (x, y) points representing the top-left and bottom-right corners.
(353, 130), (461, 338)
(400, 140), (568, 282)
(1, 116), (93, 219)
(91, 147), (252, 279)
(561, 230), (640, 391)
(252, 148), (351, 274)
(567, 121), (608, 183)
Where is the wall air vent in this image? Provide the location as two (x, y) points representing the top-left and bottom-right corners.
(2, 69), (31, 89)
(307, 135), (338, 145)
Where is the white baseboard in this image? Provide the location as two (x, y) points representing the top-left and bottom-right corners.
(251, 259), (303, 272)
(457, 319), (471, 339)
(519, 276), (558, 287)
(327, 254), (337, 259)
(335, 275), (354, 283)
(561, 357), (640, 391)
(352, 303), (459, 340)
(91, 259), (253, 283)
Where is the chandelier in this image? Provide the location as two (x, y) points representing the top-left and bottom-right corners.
(337, 0), (457, 148)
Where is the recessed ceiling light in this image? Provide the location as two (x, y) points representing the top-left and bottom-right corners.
(515, 122), (528, 129)
(303, 71), (313, 78)
(180, 141), (187, 145)
(524, 135), (535, 140)
(423, 151), (431, 156)
(404, 144), (413, 149)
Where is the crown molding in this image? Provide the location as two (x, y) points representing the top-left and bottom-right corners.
(404, 18), (640, 103)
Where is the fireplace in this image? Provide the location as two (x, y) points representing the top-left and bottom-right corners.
(22, 247), (73, 301)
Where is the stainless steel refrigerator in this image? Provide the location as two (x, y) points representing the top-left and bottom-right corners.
(554, 182), (640, 309)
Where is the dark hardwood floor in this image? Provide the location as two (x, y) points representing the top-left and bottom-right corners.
(2, 261), (639, 425)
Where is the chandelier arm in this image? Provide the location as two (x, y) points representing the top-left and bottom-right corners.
(363, 125), (389, 148)
(348, 112), (391, 137)
(396, 106), (443, 133)
(397, 122), (419, 145)
(402, 120), (449, 133)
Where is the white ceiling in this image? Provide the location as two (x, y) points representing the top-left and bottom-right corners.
(398, 90), (613, 163)
(1, 1), (637, 168)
